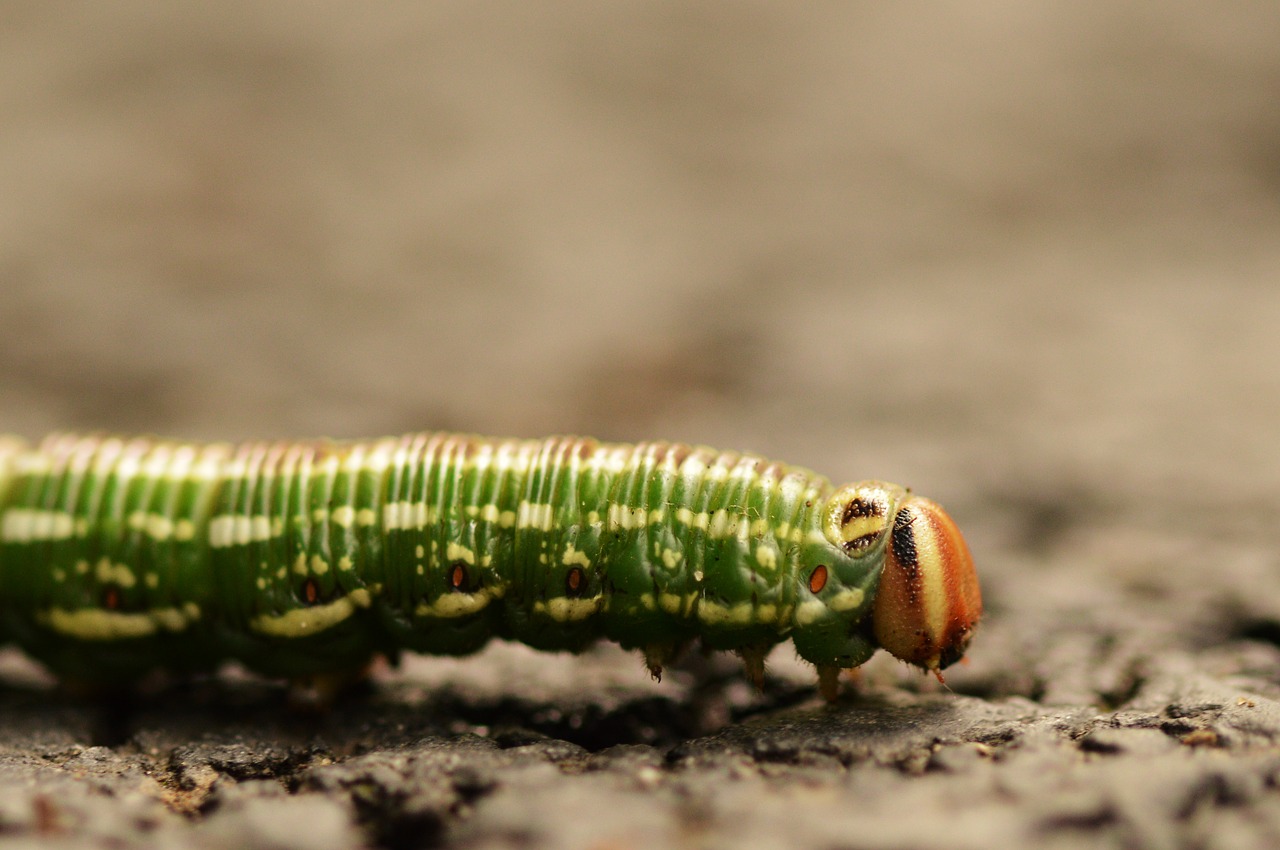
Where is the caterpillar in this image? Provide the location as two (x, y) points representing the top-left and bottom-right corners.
(0, 432), (980, 700)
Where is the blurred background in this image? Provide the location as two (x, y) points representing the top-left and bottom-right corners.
(2, 3), (1279, 688)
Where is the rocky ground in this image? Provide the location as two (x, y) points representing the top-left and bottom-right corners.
(2, 3), (1280, 848)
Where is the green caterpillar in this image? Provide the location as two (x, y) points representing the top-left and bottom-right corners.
(0, 432), (981, 698)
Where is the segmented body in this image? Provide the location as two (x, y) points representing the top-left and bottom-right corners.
(0, 432), (980, 687)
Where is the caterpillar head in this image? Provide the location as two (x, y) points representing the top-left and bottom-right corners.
(800, 483), (980, 676)
(868, 495), (981, 675)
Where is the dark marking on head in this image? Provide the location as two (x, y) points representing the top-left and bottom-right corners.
(565, 566), (585, 598)
(891, 508), (919, 574)
(302, 578), (320, 605)
(842, 497), (886, 525)
(448, 562), (469, 592)
(842, 532), (882, 553)
(808, 564), (828, 594)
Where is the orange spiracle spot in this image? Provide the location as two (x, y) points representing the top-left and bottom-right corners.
(871, 497), (981, 675)
(565, 567), (585, 597)
(102, 586), (122, 611)
(808, 564), (828, 594)
(302, 578), (320, 605)
(449, 562), (468, 591)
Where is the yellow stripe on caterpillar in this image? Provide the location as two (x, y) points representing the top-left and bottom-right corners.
(38, 604), (200, 640)
(250, 588), (374, 638)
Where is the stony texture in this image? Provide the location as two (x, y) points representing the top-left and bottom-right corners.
(2, 2), (1280, 849)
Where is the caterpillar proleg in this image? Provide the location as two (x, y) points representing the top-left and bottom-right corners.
(0, 432), (981, 696)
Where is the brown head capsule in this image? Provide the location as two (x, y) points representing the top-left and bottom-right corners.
(871, 496), (981, 676)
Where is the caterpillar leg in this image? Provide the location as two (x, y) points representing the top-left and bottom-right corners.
(641, 640), (689, 682)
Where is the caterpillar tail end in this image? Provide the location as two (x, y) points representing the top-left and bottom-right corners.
(871, 496), (982, 676)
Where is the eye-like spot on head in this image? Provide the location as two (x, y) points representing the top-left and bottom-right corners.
(842, 497), (884, 523)
(448, 562), (469, 592)
(808, 564), (828, 594)
(823, 482), (905, 554)
(565, 567), (585, 598)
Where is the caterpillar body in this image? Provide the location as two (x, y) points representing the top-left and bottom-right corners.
(0, 432), (981, 697)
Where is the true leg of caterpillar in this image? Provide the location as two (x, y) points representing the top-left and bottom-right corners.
(816, 664), (842, 703)
(737, 644), (770, 691)
(642, 640), (689, 682)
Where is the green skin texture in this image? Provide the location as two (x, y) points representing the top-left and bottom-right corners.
(0, 433), (891, 683)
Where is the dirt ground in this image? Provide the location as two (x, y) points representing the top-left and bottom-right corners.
(2, 3), (1280, 848)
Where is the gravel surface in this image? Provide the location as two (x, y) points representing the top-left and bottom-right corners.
(2, 3), (1280, 849)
